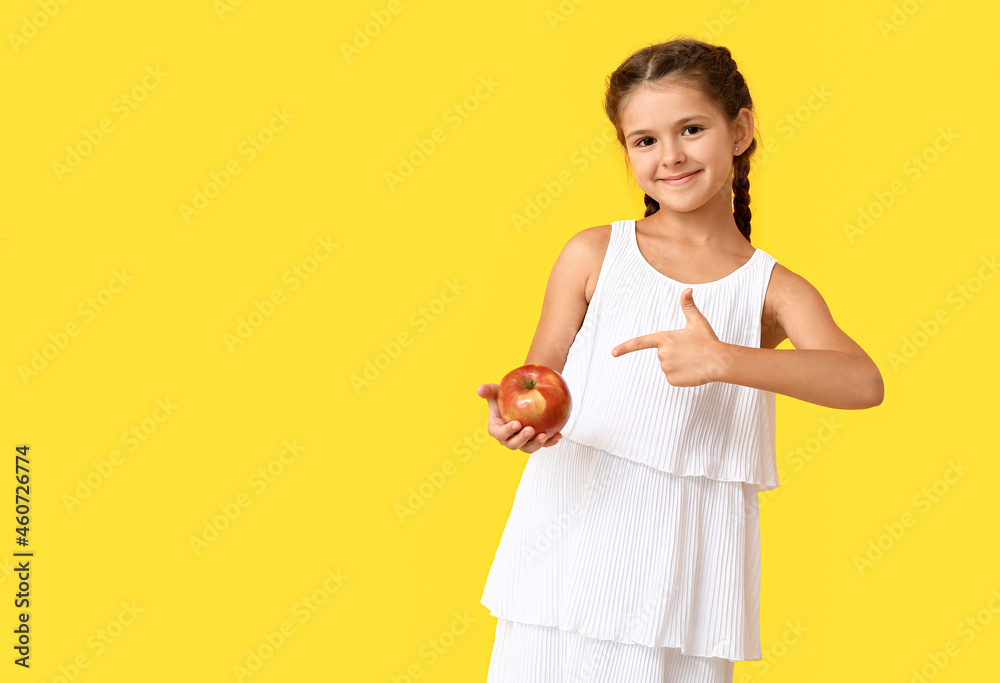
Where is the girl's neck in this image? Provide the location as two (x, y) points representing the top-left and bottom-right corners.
(640, 195), (746, 251)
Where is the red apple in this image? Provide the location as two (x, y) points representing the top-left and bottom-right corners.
(497, 363), (572, 437)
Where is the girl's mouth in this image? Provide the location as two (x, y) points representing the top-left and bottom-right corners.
(659, 170), (701, 185)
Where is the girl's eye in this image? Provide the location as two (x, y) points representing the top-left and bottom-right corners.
(635, 127), (701, 147)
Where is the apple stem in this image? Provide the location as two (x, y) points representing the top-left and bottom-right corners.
(525, 379), (535, 390)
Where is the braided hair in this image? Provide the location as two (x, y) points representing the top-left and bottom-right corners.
(604, 37), (757, 242)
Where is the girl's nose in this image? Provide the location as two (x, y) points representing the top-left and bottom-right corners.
(659, 143), (685, 167)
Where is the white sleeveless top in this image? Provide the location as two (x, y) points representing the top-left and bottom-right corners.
(481, 219), (782, 662)
(559, 218), (780, 492)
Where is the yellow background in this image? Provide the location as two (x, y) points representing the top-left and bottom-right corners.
(1, 0), (997, 680)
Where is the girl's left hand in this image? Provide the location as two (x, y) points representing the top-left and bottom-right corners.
(610, 287), (731, 387)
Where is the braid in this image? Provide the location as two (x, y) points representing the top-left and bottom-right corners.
(732, 145), (754, 242)
(643, 193), (659, 218)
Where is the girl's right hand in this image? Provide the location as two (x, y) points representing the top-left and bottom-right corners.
(476, 383), (563, 454)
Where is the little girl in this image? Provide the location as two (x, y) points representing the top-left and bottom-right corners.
(477, 37), (883, 682)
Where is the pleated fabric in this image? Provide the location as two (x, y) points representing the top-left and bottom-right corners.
(481, 219), (780, 680)
(481, 439), (760, 661)
(487, 618), (733, 683)
(558, 220), (780, 492)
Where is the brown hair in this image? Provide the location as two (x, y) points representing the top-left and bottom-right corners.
(604, 37), (757, 242)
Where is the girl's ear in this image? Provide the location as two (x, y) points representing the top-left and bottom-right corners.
(735, 108), (754, 150)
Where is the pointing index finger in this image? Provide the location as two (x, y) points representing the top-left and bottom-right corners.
(611, 334), (656, 357)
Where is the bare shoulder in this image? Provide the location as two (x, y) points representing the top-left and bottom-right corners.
(767, 262), (818, 306)
(763, 262), (864, 355)
(563, 223), (612, 259)
(561, 224), (612, 304)
(522, 223), (612, 371)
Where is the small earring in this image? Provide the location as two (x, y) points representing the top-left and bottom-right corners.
(734, 146), (739, 152)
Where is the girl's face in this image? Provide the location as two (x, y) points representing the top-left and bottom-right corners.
(620, 79), (746, 217)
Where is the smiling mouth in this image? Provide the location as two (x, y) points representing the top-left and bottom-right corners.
(659, 170), (701, 184)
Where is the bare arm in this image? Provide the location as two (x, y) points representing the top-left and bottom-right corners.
(715, 265), (884, 409)
(477, 224), (609, 453)
(523, 225), (609, 373)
